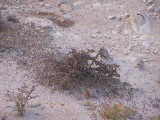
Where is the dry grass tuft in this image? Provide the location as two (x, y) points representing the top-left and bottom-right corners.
(99, 104), (135, 120)
(6, 83), (38, 116)
(35, 48), (120, 91)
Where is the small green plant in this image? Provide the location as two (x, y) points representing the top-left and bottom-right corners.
(6, 83), (38, 116)
(99, 104), (135, 120)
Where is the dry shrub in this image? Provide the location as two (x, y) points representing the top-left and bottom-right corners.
(99, 104), (135, 120)
(36, 48), (120, 91)
(6, 83), (38, 116)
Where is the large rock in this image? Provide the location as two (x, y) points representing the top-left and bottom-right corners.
(60, 4), (72, 12)
(129, 13), (151, 34)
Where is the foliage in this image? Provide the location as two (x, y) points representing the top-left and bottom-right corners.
(36, 48), (120, 91)
(99, 104), (135, 120)
(6, 83), (38, 116)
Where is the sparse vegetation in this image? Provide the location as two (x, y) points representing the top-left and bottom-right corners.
(83, 101), (97, 111)
(99, 104), (135, 120)
(36, 48), (120, 91)
(151, 114), (160, 120)
(6, 83), (38, 116)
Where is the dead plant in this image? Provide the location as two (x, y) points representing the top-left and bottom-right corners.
(36, 48), (120, 91)
(6, 83), (38, 116)
(99, 104), (135, 120)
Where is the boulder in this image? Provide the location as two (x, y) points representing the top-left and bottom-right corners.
(60, 4), (72, 12)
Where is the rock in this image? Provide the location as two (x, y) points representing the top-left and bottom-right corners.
(30, 103), (41, 108)
(73, 1), (86, 7)
(60, 4), (72, 12)
(142, 41), (150, 49)
(116, 24), (124, 29)
(63, 14), (72, 19)
(92, 29), (101, 33)
(124, 29), (132, 35)
(124, 13), (130, 17)
(55, 31), (64, 38)
(0, 45), (8, 52)
(45, 4), (52, 8)
(56, 0), (66, 6)
(153, 47), (160, 54)
(91, 34), (97, 38)
(127, 112), (143, 120)
(99, 47), (111, 59)
(147, 5), (155, 12)
(129, 13), (151, 34)
(86, 88), (98, 98)
(39, 2), (44, 6)
(147, 0), (155, 4)
(129, 14), (139, 33)
(134, 59), (145, 69)
(108, 16), (116, 19)
(80, 89), (88, 99)
(92, 3), (102, 10)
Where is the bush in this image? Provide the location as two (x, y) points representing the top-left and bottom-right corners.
(36, 48), (120, 91)
(99, 104), (135, 120)
(6, 83), (38, 116)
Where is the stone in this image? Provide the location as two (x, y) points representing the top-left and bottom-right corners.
(92, 3), (102, 10)
(73, 1), (86, 7)
(153, 47), (160, 54)
(60, 4), (72, 12)
(116, 24), (124, 29)
(147, 0), (155, 4)
(45, 4), (52, 8)
(129, 13), (151, 34)
(108, 16), (116, 19)
(39, 2), (44, 6)
(142, 41), (150, 49)
(99, 47), (111, 59)
(91, 34), (97, 38)
(92, 29), (101, 33)
(124, 13), (130, 17)
(63, 14), (72, 19)
(86, 88), (98, 98)
(134, 59), (145, 69)
(55, 31), (64, 38)
(80, 89), (88, 99)
(147, 5), (155, 12)
(30, 103), (41, 108)
(56, 0), (66, 6)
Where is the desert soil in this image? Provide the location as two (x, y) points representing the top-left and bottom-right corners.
(0, 0), (160, 120)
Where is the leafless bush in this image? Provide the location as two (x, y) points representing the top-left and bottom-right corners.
(35, 48), (120, 91)
(6, 83), (38, 116)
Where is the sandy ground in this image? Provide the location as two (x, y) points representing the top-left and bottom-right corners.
(0, 0), (160, 120)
